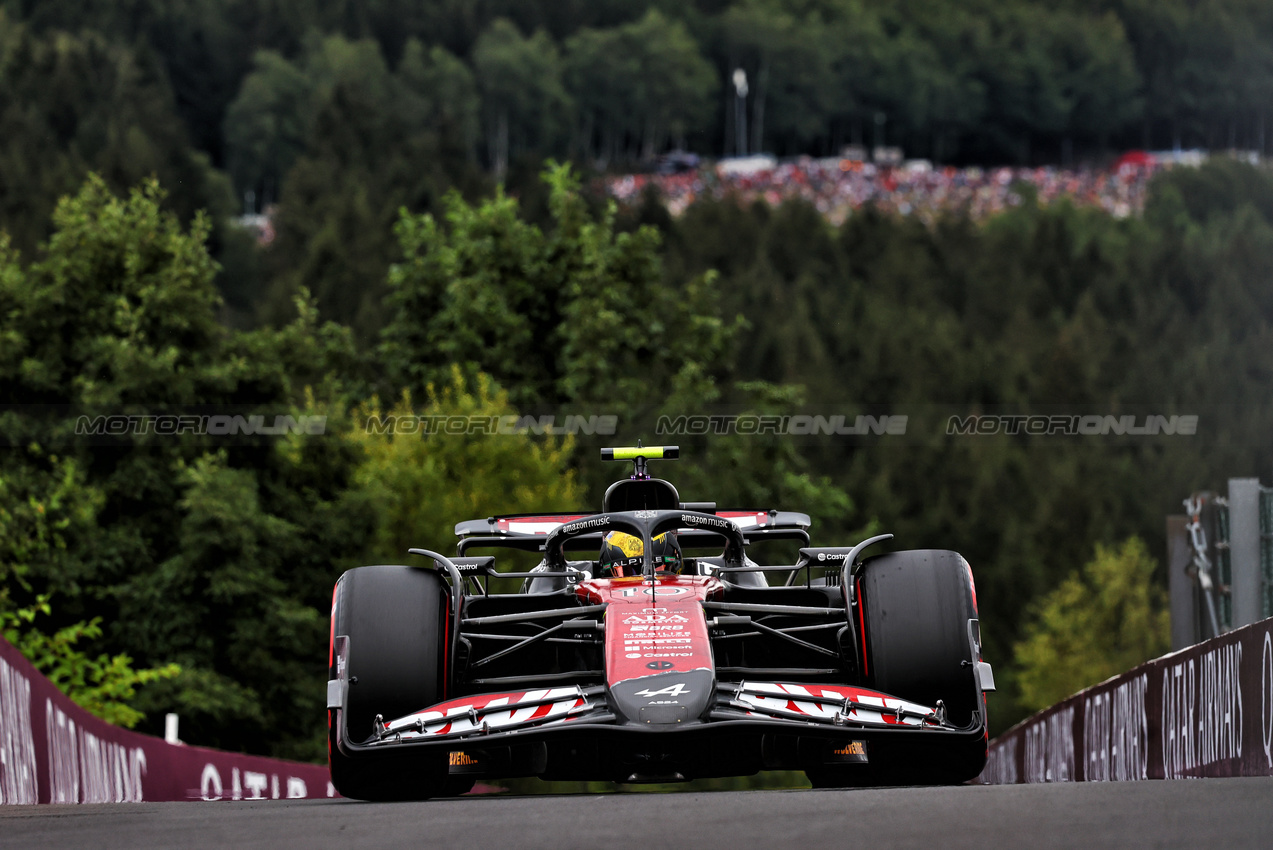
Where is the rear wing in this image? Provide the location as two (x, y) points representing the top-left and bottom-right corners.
(454, 510), (811, 539)
(454, 510), (811, 556)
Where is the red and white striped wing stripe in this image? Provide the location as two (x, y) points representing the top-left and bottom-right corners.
(734, 682), (935, 727)
(382, 688), (589, 738)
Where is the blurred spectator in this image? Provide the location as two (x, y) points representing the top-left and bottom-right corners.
(603, 153), (1187, 224)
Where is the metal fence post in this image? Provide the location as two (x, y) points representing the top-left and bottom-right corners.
(1166, 514), (1197, 650)
(1227, 478), (1262, 629)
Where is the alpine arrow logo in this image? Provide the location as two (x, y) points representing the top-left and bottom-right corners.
(634, 682), (691, 698)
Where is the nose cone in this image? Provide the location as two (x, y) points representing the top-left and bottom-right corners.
(608, 669), (715, 726)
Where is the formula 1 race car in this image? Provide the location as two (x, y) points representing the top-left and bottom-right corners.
(327, 446), (995, 800)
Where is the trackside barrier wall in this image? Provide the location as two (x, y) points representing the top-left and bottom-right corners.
(0, 634), (335, 803)
(977, 615), (1273, 783)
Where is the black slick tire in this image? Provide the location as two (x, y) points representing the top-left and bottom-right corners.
(328, 565), (456, 801)
(807, 549), (985, 787)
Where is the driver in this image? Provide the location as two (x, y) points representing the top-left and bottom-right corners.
(597, 530), (682, 577)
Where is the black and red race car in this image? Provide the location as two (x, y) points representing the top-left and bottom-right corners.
(327, 446), (994, 800)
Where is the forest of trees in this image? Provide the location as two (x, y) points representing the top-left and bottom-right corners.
(2, 0), (1273, 772)
(4, 158), (1273, 761)
(4, 0), (1273, 336)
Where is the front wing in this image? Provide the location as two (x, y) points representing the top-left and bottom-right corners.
(331, 679), (988, 784)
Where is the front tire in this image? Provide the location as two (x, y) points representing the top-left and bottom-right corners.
(860, 549), (980, 729)
(808, 549), (985, 787)
(328, 565), (455, 801)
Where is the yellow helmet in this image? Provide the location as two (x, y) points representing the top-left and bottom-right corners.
(598, 531), (682, 577)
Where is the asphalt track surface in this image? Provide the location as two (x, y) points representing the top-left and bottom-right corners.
(3, 779), (1271, 850)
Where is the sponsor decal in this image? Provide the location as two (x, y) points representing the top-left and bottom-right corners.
(611, 587), (692, 600)
(1262, 631), (1273, 768)
(448, 751), (484, 774)
(1263, 631), (1273, 770)
(0, 654), (38, 804)
(816, 552), (849, 562)
(562, 517), (613, 534)
(614, 586), (690, 598)
(829, 741), (869, 764)
(623, 613), (689, 623)
(199, 765), (310, 801)
(46, 701), (147, 803)
(1083, 675), (1148, 781)
(1161, 641), (1242, 779)
(1023, 706), (1075, 782)
(591, 576), (720, 689)
(982, 618), (1273, 785)
(634, 683), (690, 699)
(681, 513), (731, 528)
(2, 633), (335, 804)
(982, 737), (1019, 785)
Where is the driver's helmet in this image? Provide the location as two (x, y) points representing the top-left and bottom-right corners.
(598, 531), (682, 578)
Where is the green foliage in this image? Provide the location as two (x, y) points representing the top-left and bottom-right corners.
(118, 448), (345, 758)
(619, 11), (717, 155)
(239, 32), (487, 339)
(397, 39), (481, 158)
(667, 381), (871, 544)
(721, 0), (836, 154)
(472, 19), (570, 177)
(0, 19), (233, 257)
(566, 10), (716, 164)
(0, 456), (175, 729)
(0, 9), (1271, 773)
(1012, 538), (1169, 713)
(223, 47), (315, 206)
(0, 452), (100, 601)
(2, 602), (180, 728)
(0, 174), (366, 759)
(4, 175), (224, 407)
(5, 0), (1273, 216)
(662, 161), (1273, 734)
(1147, 158), (1273, 226)
(380, 161), (740, 415)
(347, 369), (584, 563)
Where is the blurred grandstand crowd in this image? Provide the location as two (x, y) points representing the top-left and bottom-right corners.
(602, 150), (1226, 223)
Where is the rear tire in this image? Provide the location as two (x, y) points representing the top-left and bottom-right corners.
(328, 565), (455, 801)
(808, 549), (984, 787)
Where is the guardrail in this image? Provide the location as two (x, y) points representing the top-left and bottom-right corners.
(978, 614), (1273, 783)
(0, 634), (335, 804)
